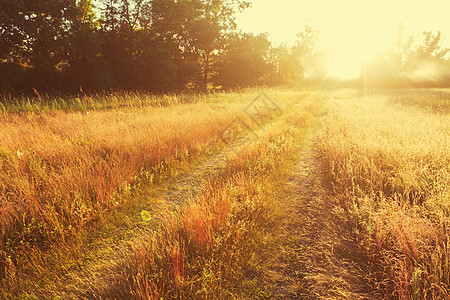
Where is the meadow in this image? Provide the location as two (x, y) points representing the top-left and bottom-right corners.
(1, 88), (449, 299)
(0, 89), (316, 298)
(320, 90), (450, 298)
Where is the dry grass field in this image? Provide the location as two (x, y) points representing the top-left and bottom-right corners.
(320, 90), (450, 298)
(0, 88), (449, 299)
(0, 89), (316, 298)
(0, 97), (241, 257)
(3, 0), (450, 298)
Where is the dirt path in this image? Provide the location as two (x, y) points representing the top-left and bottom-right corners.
(260, 122), (378, 299)
(59, 124), (268, 297)
(62, 96), (379, 298)
(163, 131), (256, 209)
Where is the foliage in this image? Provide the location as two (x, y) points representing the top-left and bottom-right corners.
(362, 25), (450, 88)
(214, 32), (271, 89)
(0, 0), (319, 95)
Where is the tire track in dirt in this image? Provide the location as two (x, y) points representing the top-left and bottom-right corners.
(60, 124), (271, 298)
(162, 132), (254, 209)
(261, 121), (378, 299)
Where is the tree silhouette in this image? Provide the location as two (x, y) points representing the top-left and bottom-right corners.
(2, 1), (449, 94)
(178, 0), (251, 91)
(214, 33), (271, 89)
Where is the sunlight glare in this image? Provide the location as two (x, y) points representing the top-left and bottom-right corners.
(236, 0), (450, 79)
(326, 8), (393, 79)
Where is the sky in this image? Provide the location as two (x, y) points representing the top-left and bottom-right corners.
(236, 0), (450, 78)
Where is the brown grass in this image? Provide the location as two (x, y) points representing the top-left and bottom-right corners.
(0, 95), (252, 283)
(320, 91), (450, 299)
(0, 89), (313, 298)
(58, 94), (315, 299)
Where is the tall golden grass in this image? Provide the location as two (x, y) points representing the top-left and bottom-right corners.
(0, 97), (249, 261)
(0, 89), (311, 297)
(65, 97), (315, 299)
(0, 91), (206, 114)
(375, 89), (450, 114)
(320, 92), (450, 298)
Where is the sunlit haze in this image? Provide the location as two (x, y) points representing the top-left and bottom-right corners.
(236, 0), (450, 79)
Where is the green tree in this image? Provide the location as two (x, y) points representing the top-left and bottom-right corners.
(99, 0), (177, 91)
(191, 0), (251, 91)
(390, 23), (414, 70)
(415, 31), (449, 61)
(0, 0), (80, 92)
(267, 26), (318, 86)
(0, 0), (28, 91)
(294, 25), (318, 58)
(149, 0), (250, 91)
(214, 33), (271, 89)
(65, 0), (114, 91)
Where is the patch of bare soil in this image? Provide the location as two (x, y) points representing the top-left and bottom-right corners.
(259, 126), (379, 299)
(163, 131), (255, 208)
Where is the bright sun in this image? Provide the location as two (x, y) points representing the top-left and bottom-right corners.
(326, 16), (393, 79)
(236, 0), (450, 79)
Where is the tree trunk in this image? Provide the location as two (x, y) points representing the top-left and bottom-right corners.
(202, 51), (210, 92)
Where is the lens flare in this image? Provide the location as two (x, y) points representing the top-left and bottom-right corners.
(141, 210), (152, 222)
(157, 198), (168, 208)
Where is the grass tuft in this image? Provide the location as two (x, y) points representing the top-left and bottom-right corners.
(320, 92), (450, 298)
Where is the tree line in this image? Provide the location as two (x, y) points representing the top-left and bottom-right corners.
(0, 0), (317, 95)
(360, 25), (450, 88)
(1, 1), (449, 95)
